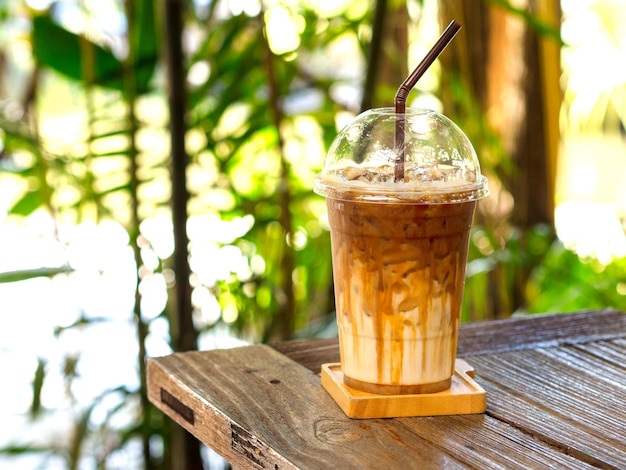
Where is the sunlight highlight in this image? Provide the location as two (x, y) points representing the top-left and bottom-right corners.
(555, 202), (626, 265)
(264, 6), (302, 55)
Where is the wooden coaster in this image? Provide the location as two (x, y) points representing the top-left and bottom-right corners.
(321, 359), (486, 419)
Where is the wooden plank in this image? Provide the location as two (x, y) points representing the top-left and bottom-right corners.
(397, 414), (600, 469)
(147, 310), (626, 468)
(147, 348), (296, 470)
(469, 344), (626, 469)
(457, 309), (626, 357)
(272, 310), (626, 373)
(573, 338), (626, 366)
(271, 338), (339, 373)
(147, 344), (472, 469)
(147, 340), (621, 469)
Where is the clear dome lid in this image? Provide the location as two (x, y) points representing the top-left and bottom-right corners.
(314, 107), (489, 204)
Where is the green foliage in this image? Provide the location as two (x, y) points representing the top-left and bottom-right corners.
(32, 6), (158, 93)
(30, 358), (46, 419)
(527, 242), (626, 314)
(33, 15), (121, 86)
(445, 72), (516, 183)
(463, 224), (555, 320)
(183, 5), (366, 339)
(1, 1), (366, 467)
(0, 266), (73, 283)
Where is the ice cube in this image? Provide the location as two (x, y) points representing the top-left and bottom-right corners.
(362, 166), (393, 183)
(340, 167), (365, 181)
(404, 163), (442, 182)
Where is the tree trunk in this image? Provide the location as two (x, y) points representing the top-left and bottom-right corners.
(511, 0), (560, 228)
(440, 0), (560, 225)
(162, 0), (202, 468)
(439, 0), (561, 317)
(361, 0), (408, 111)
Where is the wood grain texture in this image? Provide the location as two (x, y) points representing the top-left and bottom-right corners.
(396, 414), (601, 469)
(271, 338), (340, 374)
(457, 308), (626, 356)
(147, 309), (626, 469)
(320, 360), (486, 418)
(272, 309), (626, 372)
(148, 345), (472, 468)
(470, 346), (626, 469)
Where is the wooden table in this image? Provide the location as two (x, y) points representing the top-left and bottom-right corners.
(147, 309), (626, 469)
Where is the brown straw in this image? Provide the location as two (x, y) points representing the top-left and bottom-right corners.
(394, 20), (462, 182)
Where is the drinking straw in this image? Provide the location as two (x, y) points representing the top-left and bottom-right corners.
(394, 20), (462, 182)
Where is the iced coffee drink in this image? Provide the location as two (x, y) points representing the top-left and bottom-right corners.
(315, 108), (488, 395)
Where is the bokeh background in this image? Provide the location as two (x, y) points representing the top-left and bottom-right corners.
(1, 0), (625, 468)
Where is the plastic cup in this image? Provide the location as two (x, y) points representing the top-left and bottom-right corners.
(314, 107), (488, 395)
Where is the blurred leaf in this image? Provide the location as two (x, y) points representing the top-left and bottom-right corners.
(63, 355), (79, 381)
(30, 358), (46, 419)
(32, 14), (156, 93)
(69, 402), (94, 469)
(0, 120), (41, 157)
(132, 0), (159, 91)
(32, 15), (121, 87)
(8, 190), (45, 216)
(54, 315), (110, 336)
(0, 444), (58, 456)
(486, 0), (565, 45)
(527, 241), (626, 314)
(0, 266), (74, 283)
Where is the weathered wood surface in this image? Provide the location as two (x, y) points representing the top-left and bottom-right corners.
(272, 308), (626, 372)
(147, 309), (626, 469)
